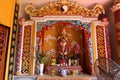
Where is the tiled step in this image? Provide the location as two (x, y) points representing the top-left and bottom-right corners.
(13, 74), (97, 80)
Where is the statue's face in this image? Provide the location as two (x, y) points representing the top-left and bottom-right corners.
(60, 39), (67, 46)
(61, 38), (66, 42)
(75, 44), (80, 50)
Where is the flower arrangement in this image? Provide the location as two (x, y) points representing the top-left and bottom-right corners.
(37, 50), (55, 65)
(37, 51), (45, 64)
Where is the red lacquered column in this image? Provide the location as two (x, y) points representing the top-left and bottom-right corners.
(111, 1), (120, 65)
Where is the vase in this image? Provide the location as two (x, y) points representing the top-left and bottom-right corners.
(39, 63), (44, 76)
(61, 69), (67, 76)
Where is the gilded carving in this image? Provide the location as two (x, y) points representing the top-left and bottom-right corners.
(111, 3), (120, 12)
(21, 25), (31, 74)
(25, 0), (104, 17)
(96, 26), (106, 58)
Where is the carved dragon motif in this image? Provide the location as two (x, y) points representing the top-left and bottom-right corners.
(25, 0), (104, 17)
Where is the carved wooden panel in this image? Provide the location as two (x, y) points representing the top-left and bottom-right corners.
(96, 25), (107, 69)
(21, 25), (32, 74)
(0, 24), (9, 80)
(96, 25), (106, 58)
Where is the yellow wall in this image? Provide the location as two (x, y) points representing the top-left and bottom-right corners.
(0, 0), (16, 80)
(0, 0), (16, 27)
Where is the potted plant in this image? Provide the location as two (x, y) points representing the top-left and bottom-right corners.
(37, 50), (55, 75)
(37, 51), (45, 63)
(37, 51), (45, 76)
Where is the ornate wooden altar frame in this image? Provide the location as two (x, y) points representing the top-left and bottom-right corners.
(112, 1), (120, 65)
(14, 0), (111, 77)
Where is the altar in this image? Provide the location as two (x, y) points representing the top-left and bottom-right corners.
(14, 0), (111, 79)
(46, 65), (82, 76)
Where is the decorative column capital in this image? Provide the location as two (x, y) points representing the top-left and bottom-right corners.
(111, 0), (120, 12)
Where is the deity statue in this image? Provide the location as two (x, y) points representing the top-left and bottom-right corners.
(73, 44), (81, 65)
(57, 27), (69, 66)
(69, 43), (82, 66)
